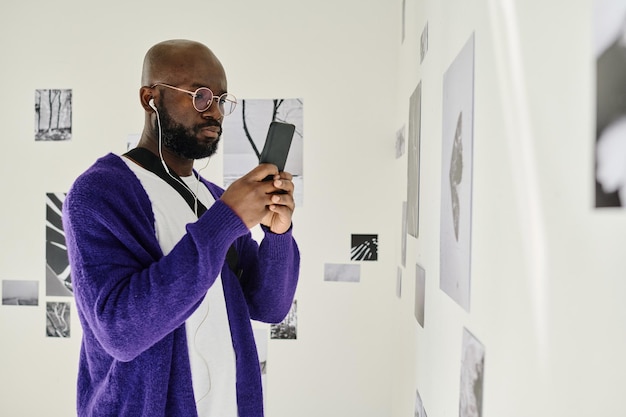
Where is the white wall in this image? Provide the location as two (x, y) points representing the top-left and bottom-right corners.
(2, 0), (625, 417)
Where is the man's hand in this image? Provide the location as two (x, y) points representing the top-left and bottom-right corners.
(220, 164), (295, 233)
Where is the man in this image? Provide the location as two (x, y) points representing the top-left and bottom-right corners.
(62, 39), (300, 417)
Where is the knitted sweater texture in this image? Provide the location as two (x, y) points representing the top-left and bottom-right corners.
(62, 153), (300, 417)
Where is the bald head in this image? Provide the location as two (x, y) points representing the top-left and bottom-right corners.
(141, 39), (226, 89)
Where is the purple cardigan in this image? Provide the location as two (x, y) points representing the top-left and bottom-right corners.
(62, 153), (299, 417)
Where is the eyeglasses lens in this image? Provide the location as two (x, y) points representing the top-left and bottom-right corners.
(194, 88), (237, 116)
(193, 88), (213, 112)
(219, 94), (237, 116)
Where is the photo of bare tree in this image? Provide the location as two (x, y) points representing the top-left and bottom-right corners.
(2, 280), (38, 306)
(46, 301), (71, 338)
(222, 98), (303, 205)
(46, 193), (72, 296)
(440, 34), (475, 312)
(35, 89), (72, 141)
(270, 299), (297, 340)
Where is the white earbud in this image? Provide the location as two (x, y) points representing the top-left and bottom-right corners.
(149, 98), (156, 110)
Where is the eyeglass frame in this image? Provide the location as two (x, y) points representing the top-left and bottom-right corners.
(150, 82), (237, 115)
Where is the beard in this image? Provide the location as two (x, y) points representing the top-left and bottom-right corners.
(157, 105), (221, 159)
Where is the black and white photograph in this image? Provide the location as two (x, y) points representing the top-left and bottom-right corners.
(420, 22), (429, 63)
(324, 263), (361, 283)
(440, 34), (475, 312)
(35, 89), (72, 141)
(407, 82), (422, 238)
(46, 301), (71, 338)
(414, 264), (425, 328)
(2, 280), (38, 306)
(459, 328), (485, 417)
(396, 124), (406, 158)
(415, 387), (428, 417)
(222, 98), (304, 206)
(46, 192), (72, 296)
(270, 299), (297, 340)
(350, 234), (378, 261)
(594, 0), (626, 207)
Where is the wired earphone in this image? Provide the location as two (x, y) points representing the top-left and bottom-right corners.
(149, 97), (214, 403)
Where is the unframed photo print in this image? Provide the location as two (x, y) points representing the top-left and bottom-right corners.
(2, 280), (38, 306)
(459, 328), (485, 417)
(439, 34), (475, 312)
(35, 89), (72, 141)
(46, 193), (72, 296)
(414, 264), (425, 327)
(350, 234), (378, 261)
(407, 82), (422, 238)
(222, 98), (304, 206)
(270, 300), (297, 340)
(594, 0), (626, 207)
(324, 263), (360, 283)
(46, 301), (71, 338)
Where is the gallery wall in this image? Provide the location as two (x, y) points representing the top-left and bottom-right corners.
(392, 0), (626, 416)
(1, 0), (626, 417)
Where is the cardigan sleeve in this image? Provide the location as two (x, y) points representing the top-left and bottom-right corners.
(63, 155), (250, 362)
(204, 182), (300, 324)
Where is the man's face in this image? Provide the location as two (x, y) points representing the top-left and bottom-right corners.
(156, 95), (222, 159)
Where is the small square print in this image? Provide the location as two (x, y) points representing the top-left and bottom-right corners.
(46, 301), (71, 338)
(350, 234), (378, 261)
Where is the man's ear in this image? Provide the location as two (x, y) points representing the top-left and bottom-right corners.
(139, 86), (155, 112)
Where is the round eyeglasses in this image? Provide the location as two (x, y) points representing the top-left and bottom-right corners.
(151, 83), (237, 116)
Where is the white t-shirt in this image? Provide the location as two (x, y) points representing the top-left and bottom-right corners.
(122, 156), (238, 417)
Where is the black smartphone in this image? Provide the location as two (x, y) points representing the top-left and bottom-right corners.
(259, 121), (295, 173)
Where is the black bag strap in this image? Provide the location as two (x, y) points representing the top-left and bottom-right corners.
(124, 147), (241, 278)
